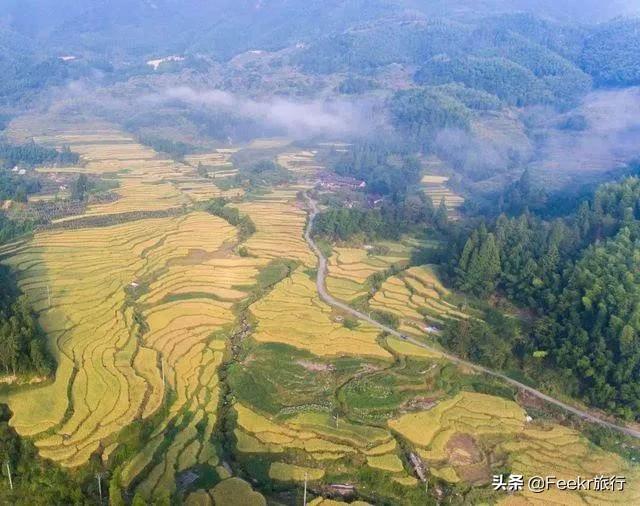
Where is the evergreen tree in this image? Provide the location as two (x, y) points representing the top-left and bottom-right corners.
(456, 225), (501, 296)
(434, 197), (449, 230)
(72, 174), (88, 201)
(552, 227), (640, 418)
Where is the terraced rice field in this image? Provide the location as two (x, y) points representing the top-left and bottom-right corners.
(3, 118), (419, 498)
(234, 403), (417, 484)
(247, 138), (292, 150)
(419, 156), (464, 218)
(309, 500), (371, 506)
(4, 115), (638, 505)
(184, 151), (233, 167)
(234, 200), (316, 266)
(11, 120), (240, 217)
(173, 178), (243, 202)
(82, 176), (187, 216)
(184, 478), (266, 506)
(0, 216), (182, 461)
(370, 265), (467, 335)
(269, 462), (325, 481)
(184, 151), (242, 184)
(390, 391), (640, 504)
(277, 150), (323, 178)
(422, 176), (464, 213)
(327, 246), (410, 301)
(0, 212), (259, 474)
(124, 234), (267, 496)
(245, 186), (313, 206)
(32, 127), (160, 175)
(250, 269), (389, 358)
(132, 351), (223, 498)
(385, 336), (443, 359)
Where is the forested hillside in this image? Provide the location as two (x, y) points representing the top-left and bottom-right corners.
(0, 0), (394, 60)
(452, 176), (640, 419)
(0, 26), (71, 106)
(581, 18), (640, 86)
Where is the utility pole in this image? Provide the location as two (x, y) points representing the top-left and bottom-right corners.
(160, 355), (166, 407)
(47, 284), (52, 308)
(5, 461), (13, 491)
(303, 472), (308, 506)
(96, 472), (103, 503)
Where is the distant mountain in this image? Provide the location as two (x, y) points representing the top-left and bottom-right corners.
(396, 0), (640, 23)
(0, 0), (638, 111)
(0, 0), (393, 59)
(1, 0), (637, 62)
(0, 24), (75, 107)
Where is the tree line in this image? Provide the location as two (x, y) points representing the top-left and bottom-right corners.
(0, 141), (78, 169)
(205, 197), (256, 242)
(0, 266), (52, 377)
(314, 194), (448, 242)
(0, 170), (41, 202)
(237, 160), (293, 189)
(138, 136), (196, 161)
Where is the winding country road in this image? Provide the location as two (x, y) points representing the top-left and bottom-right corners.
(303, 192), (640, 440)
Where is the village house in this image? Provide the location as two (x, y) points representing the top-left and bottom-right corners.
(318, 172), (366, 191)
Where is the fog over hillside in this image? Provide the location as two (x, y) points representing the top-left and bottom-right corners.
(0, 0), (637, 195)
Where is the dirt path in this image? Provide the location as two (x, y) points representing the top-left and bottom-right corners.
(302, 192), (640, 440)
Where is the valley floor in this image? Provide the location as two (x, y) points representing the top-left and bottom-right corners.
(1, 114), (639, 505)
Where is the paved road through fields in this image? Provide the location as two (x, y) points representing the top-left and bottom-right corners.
(303, 192), (640, 440)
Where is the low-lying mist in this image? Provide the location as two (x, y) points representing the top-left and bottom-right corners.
(433, 86), (640, 192)
(38, 78), (640, 197)
(532, 87), (640, 179)
(45, 80), (389, 144)
(145, 86), (386, 140)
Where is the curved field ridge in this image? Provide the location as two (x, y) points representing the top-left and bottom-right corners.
(19, 121), (238, 220)
(2, 217), (175, 459)
(269, 462), (325, 482)
(234, 201), (315, 267)
(327, 246), (409, 302)
(234, 403), (418, 483)
(390, 392), (640, 503)
(0, 119), (265, 484)
(250, 270), (390, 358)
(0, 212), (254, 469)
(124, 228), (266, 495)
(370, 265), (467, 336)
